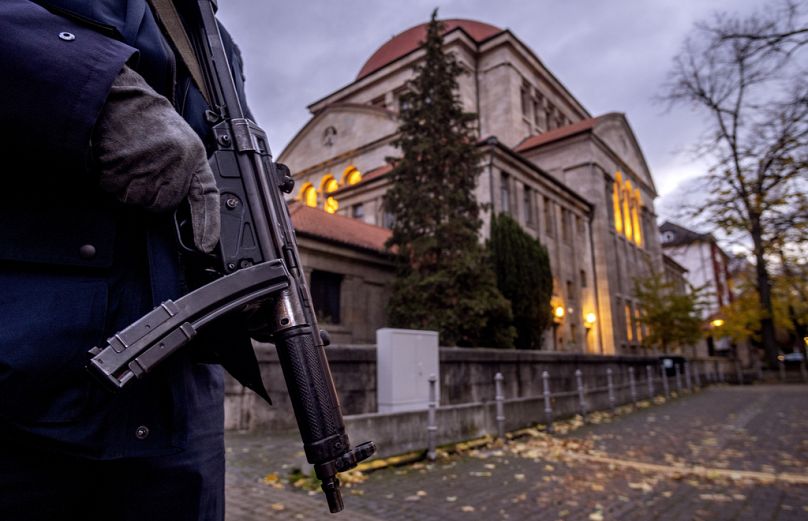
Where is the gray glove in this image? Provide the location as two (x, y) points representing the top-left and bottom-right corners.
(93, 65), (220, 253)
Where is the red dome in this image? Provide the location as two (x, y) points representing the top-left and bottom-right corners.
(356, 19), (502, 80)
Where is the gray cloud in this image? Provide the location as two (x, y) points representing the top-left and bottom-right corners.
(216, 0), (766, 205)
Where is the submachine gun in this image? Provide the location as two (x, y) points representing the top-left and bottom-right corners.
(87, 0), (375, 513)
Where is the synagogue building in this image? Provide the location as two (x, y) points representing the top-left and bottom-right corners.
(281, 19), (671, 355)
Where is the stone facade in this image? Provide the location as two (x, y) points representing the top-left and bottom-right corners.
(281, 19), (667, 354)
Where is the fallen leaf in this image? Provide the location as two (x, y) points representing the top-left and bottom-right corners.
(270, 503), (285, 511)
(589, 512), (604, 521)
(446, 496), (457, 502)
(416, 490), (427, 497)
(628, 481), (653, 493)
(461, 505), (475, 512)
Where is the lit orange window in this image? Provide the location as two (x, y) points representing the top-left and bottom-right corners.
(612, 172), (623, 234)
(299, 182), (317, 208)
(623, 181), (633, 242)
(625, 303), (634, 342)
(342, 166), (362, 186)
(632, 189), (643, 247)
(320, 175), (340, 214)
(635, 306), (643, 342)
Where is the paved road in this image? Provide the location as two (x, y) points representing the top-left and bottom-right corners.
(225, 385), (808, 520)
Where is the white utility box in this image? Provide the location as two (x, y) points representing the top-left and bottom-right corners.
(376, 328), (439, 413)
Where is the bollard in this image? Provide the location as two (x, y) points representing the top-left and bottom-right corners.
(575, 369), (588, 420)
(606, 368), (616, 412)
(674, 363), (682, 394)
(685, 362), (692, 391)
(646, 365), (655, 398)
(779, 359), (786, 382)
(427, 375), (438, 461)
(629, 366), (638, 405)
(495, 372), (505, 440)
(660, 364), (670, 399)
(542, 370), (553, 433)
(734, 358), (743, 385)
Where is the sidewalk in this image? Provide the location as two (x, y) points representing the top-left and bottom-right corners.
(225, 385), (808, 520)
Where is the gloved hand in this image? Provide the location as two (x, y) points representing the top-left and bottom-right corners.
(93, 65), (220, 253)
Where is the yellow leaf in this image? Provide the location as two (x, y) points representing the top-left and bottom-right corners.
(446, 496), (457, 502)
(589, 512), (604, 521)
(591, 484), (605, 492)
(270, 503), (285, 511)
(461, 505), (475, 512)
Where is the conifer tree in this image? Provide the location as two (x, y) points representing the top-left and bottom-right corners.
(384, 10), (514, 348)
(489, 214), (553, 349)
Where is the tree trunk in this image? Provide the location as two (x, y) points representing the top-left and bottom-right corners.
(751, 218), (778, 367)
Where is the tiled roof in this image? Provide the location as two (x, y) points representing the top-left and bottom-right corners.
(357, 19), (502, 80)
(514, 117), (600, 153)
(289, 202), (392, 254)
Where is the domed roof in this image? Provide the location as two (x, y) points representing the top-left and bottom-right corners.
(356, 19), (502, 80)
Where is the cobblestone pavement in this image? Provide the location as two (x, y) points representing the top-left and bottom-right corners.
(225, 385), (808, 520)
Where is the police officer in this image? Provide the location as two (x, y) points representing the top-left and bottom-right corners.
(0, 1), (253, 519)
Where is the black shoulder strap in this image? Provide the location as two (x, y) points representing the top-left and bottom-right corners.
(146, 0), (212, 105)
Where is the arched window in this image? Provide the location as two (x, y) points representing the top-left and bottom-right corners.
(632, 189), (643, 247)
(299, 182), (317, 208)
(623, 180), (633, 242)
(612, 172), (623, 234)
(320, 175), (340, 214)
(342, 166), (362, 186)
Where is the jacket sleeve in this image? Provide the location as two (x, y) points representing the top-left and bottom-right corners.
(0, 0), (138, 173)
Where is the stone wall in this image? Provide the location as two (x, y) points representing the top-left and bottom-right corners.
(225, 343), (738, 433)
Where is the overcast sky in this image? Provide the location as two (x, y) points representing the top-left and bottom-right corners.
(216, 0), (767, 222)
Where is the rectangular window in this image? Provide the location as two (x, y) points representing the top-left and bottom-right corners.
(352, 203), (365, 219)
(580, 269), (587, 288)
(534, 91), (545, 130)
(546, 104), (555, 130)
(635, 306), (644, 343)
(371, 95), (386, 108)
(398, 94), (411, 113)
(523, 186), (534, 225)
(576, 214), (585, 235)
(566, 280), (575, 301)
(311, 270), (342, 324)
(544, 197), (554, 236)
(561, 209), (571, 243)
(500, 172), (511, 214)
(520, 82), (531, 117)
(625, 302), (634, 343)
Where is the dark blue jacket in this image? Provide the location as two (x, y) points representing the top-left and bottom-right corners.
(0, 0), (249, 458)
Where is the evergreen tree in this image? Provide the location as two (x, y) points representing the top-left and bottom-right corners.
(489, 214), (553, 349)
(384, 10), (514, 348)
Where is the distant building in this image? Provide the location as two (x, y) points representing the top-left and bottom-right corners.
(659, 221), (734, 356)
(284, 19), (667, 354)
